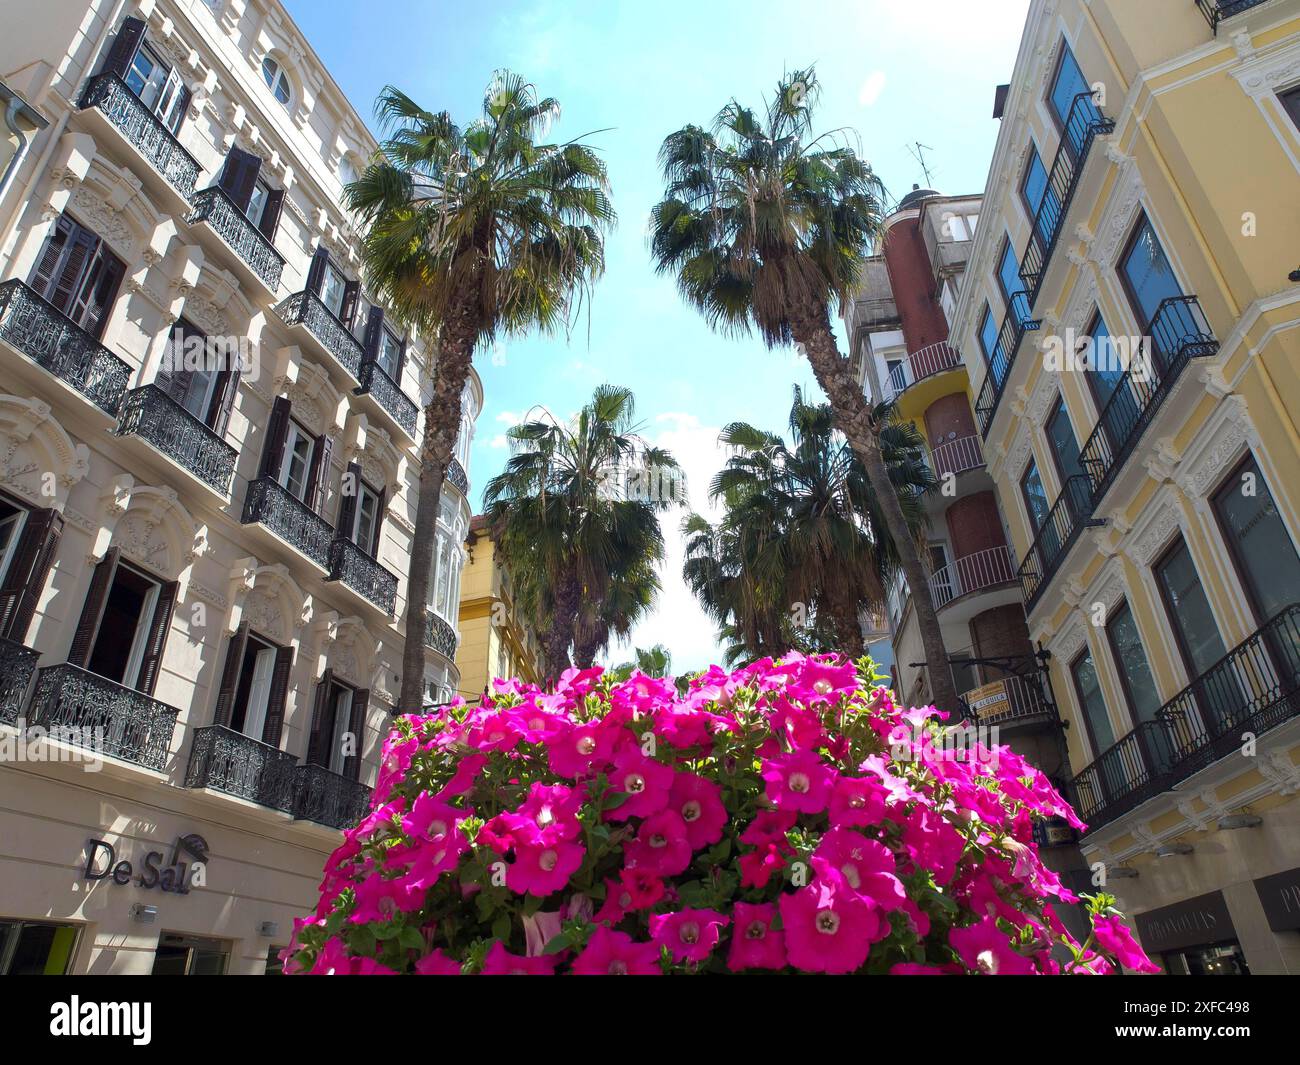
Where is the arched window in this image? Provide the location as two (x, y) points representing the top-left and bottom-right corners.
(339, 155), (358, 188)
(261, 56), (291, 107)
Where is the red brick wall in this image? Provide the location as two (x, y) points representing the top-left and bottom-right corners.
(924, 391), (977, 450)
(881, 216), (949, 354)
(969, 604), (1034, 673)
(945, 491), (1007, 560)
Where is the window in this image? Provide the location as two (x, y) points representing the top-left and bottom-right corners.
(279, 420), (316, 503)
(215, 147), (282, 241)
(319, 260), (349, 321)
(123, 40), (188, 134)
(1021, 459), (1050, 535)
(351, 295), (373, 344)
(1155, 537), (1228, 682)
(927, 542), (953, 601)
(1084, 311), (1126, 410)
(154, 319), (222, 424)
(227, 632), (280, 741)
(0, 497), (26, 590)
(1119, 213), (1182, 334)
(0, 919), (79, 974)
(376, 326), (403, 379)
(82, 561), (162, 689)
(1105, 600), (1162, 725)
(1070, 647), (1116, 755)
(261, 56), (291, 107)
(151, 932), (228, 975)
(308, 672), (367, 778)
(27, 214), (125, 338)
(245, 178), (273, 230)
(1045, 396), (1083, 485)
(339, 155), (358, 188)
(264, 945), (286, 976)
(1048, 38), (1090, 149)
(354, 480), (382, 557)
(1277, 85), (1300, 130)
(978, 304), (1001, 374)
(1020, 143), (1059, 249)
(1212, 455), (1300, 625)
(996, 236), (1022, 305)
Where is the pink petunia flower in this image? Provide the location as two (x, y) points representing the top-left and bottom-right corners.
(414, 949), (462, 975)
(779, 866), (883, 974)
(828, 775), (888, 828)
(1091, 915), (1161, 974)
(623, 810), (693, 877)
(668, 772), (727, 849)
(761, 749), (834, 813)
(649, 908), (728, 964)
(813, 829), (907, 911)
(606, 749), (675, 821)
(727, 902), (786, 972)
(481, 941), (558, 975)
(571, 926), (662, 975)
(506, 840), (585, 897)
(949, 914), (1036, 975)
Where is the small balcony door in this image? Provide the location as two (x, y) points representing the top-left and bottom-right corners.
(27, 214), (125, 338)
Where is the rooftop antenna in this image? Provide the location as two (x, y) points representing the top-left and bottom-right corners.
(906, 141), (936, 187)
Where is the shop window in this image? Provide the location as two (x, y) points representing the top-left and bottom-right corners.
(0, 919), (79, 974)
(151, 932), (228, 975)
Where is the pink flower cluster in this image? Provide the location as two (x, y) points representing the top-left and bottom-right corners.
(282, 653), (1155, 976)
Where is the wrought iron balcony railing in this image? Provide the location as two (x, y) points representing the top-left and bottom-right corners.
(1017, 474), (1103, 608)
(116, 384), (238, 496)
(0, 279), (133, 415)
(242, 476), (334, 570)
(26, 663), (179, 770)
(1079, 296), (1219, 505)
(426, 611), (458, 659)
(1196, 0), (1271, 33)
(1017, 92), (1115, 305)
(929, 433), (986, 480)
(293, 763), (372, 830)
(1072, 603), (1300, 832)
(928, 545), (1018, 609)
(327, 536), (398, 614)
(274, 291), (364, 381)
(185, 724), (298, 812)
(357, 358), (418, 438)
(962, 671), (1060, 730)
(78, 73), (200, 200)
(884, 341), (963, 399)
(446, 456), (470, 497)
(187, 186), (285, 292)
(974, 292), (1040, 437)
(0, 637), (40, 726)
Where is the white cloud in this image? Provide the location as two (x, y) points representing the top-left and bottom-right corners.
(488, 410), (523, 449)
(857, 70), (887, 107)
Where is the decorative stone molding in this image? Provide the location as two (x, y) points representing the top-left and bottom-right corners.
(1092, 158), (1144, 266)
(1124, 492), (1183, 566)
(227, 560), (308, 645)
(1083, 559), (1127, 618)
(0, 395), (89, 509)
(1142, 438), (1181, 485)
(1174, 395), (1256, 499)
(1051, 612), (1089, 663)
(1259, 750), (1300, 795)
(108, 485), (199, 580)
(273, 358), (346, 437)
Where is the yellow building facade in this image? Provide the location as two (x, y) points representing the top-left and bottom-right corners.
(455, 516), (544, 703)
(952, 0), (1300, 973)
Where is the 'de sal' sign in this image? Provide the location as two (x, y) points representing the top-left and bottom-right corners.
(83, 833), (210, 894)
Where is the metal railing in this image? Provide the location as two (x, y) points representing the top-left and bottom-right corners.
(327, 536), (398, 614)
(274, 290), (364, 381)
(187, 186), (285, 292)
(1078, 295), (1218, 505)
(1196, 0), (1271, 33)
(446, 456), (470, 497)
(185, 724), (297, 811)
(242, 476), (334, 570)
(293, 763), (372, 830)
(26, 663), (179, 770)
(1073, 604), (1300, 831)
(78, 73), (200, 199)
(116, 384), (238, 496)
(0, 279), (133, 415)
(928, 544), (1018, 609)
(357, 357), (418, 437)
(1017, 475), (1101, 607)
(974, 291), (1040, 437)
(929, 434), (985, 480)
(0, 638), (40, 726)
(962, 671), (1060, 728)
(426, 611), (458, 659)
(885, 341), (963, 398)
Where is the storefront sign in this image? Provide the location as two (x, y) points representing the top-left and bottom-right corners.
(964, 680), (1010, 719)
(1134, 890), (1236, 954)
(1254, 866), (1300, 931)
(83, 833), (209, 895)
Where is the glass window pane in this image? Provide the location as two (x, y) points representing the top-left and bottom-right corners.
(1121, 218), (1181, 329)
(1071, 649), (1116, 753)
(1050, 41), (1089, 131)
(997, 239), (1021, 304)
(320, 265), (346, 319)
(1021, 459), (1050, 534)
(1107, 602), (1162, 725)
(1156, 539), (1227, 677)
(1047, 397), (1083, 483)
(1213, 457), (1300, 622)
(1087, 313), (1125, 406)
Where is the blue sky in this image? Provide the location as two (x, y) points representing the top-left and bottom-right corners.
(285, 0), (1031, 672)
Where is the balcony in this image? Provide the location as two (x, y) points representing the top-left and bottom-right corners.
(1196, 0), (1272, 33)
(25, 663), (179, 771)
(974, 292), (1040, 437)
(185, 725), (297, 812)
(327, 536), (398, 615)
(929, 545), (1018, 610)
(116, 384), (238, 498)
(77, 73), (200, 205)
(963, 671), (1060, 731)
(357, 358), (418, 439)
(0, 638), (40, 726)
(1017, 475), (1103, 608)
(293, 763), (372, 830)
(426, 611), (458, 659)
(446, 456), (470, 497)
(1017, 92), (1115, 305)
(242, 476), (333, 571)
(884, 341), (963, 399)
(1072, 604), (1300, 833)
(0, 279), (132, 416)
(274, 291), (364, 382)
(929, 434), (985, 480)
(1079, 296), (1219, 505)
(186, 187), (285, 294)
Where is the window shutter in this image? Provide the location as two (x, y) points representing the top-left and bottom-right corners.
(304, 669), (333, 767)
(257, 187), (284, 242)
(67, 547), (120, 667)
(136, 579), (178, 695)
(153, 324), (192, 407)
(335, 461), (360, 540)
(37, 223), (98, 317)
(0, 507), (64, 644)
(212, 622), (249, 727)
(217, 146), (262, 212)
(340, 279), (360, 329)
(261, 643), (295, 747)
(209, 360), (242, 437)
(305, 246), (329, 296)
(307, 431), (333, 516)
(168, 85), (192, 136)
(99, 16), (146, 79)
(70, 245), (125, 339)
(395, 336), (408, 383)
(362, 304), (383, 360)
(371, 485), (386, 557)
(26, 215), (73, 300)
(259, 396), (292, 480)
(344, 687), (369, 781)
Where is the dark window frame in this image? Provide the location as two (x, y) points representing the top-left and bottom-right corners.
(1116, 209), (1181, 341)
(1152, 532), (1222, 686)
(1044, 393), (1082, 491)
(1070, 645), (1113, 759)
(1103, 598), (1155, 730)
(1020, 456), (1048, 536)
(1278, 84), (1300, 131)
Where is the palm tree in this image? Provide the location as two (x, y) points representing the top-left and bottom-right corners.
(484, 385), (680, 681)
(614, 643), (673, 679)
(345, 72), (613, 713)
(574, 553), (661, 669)
(649, 68), (960, 710)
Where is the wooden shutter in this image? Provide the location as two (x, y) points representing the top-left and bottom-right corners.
(344, 687), (369, 781)
(257, 187), (284, 241)
(167, 85), (192, 136)
(307, 431), (333, 516)
(304, 669), (333, 767)
(362, 304), (383, 360)
(340, 279), (360, 329)
(335, 461), (360, 539)
(67, 547), (120, 667)
(217, 146), (262, 212)
(305, 246), (329, 296)
(212, 622), (249, 727)
(99, 16), (145, 79)
(209, 363), (241, 437)
(261, 643), (295, 747)
(0, 507), (63, 643)
(395, 336), (408, 382)
(259, 396), (292, 480)
(70, 245), (125, 339)
(371, 485), (386, 556)
(26, 215), (73, 299)
(136, 579), (178, 695)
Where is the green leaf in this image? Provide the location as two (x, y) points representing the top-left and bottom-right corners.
(542, 932), (573, 955)
(603, 790), (631, 810)
(491, 913), (512, 943)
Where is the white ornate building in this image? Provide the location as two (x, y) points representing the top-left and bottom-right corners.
(0, 0), (479, 974)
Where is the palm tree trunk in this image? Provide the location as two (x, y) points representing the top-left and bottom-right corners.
(544, 566), (580, 682)
(824, 589), (865, 660)
(790, 309), (958, 713)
